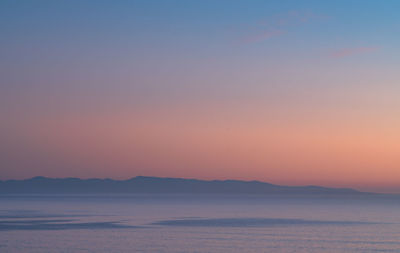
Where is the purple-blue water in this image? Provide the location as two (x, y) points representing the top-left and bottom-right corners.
(1, 195), (400, 252)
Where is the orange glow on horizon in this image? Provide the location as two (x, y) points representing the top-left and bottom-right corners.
(6, 102), (399, 193)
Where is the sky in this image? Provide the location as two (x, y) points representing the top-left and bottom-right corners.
(1, 0), (400, 193)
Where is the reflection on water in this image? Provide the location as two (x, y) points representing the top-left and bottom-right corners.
(0, 209), (92, 219)
(1, 195), (400, 252)
(0, 220), (136, 231)
(0, 210), (138, 231)
(152, 217), (377, 227)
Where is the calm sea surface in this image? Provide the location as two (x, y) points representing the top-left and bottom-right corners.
(1, 194), (400, 252)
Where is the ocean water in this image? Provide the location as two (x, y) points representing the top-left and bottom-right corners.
(1, 194), (400, 252)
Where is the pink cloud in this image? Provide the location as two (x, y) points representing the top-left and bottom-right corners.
(329, 47), (379, 58)
(239, 10), (328, 44)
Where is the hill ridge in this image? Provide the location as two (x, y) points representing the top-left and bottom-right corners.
(0, 176), (362, 195)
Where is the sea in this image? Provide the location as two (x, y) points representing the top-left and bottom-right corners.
(1, 194), (400, 252)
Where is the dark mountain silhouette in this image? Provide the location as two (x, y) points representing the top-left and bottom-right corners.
(0, 176), (364, 195)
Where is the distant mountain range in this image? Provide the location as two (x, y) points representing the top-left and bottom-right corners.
(0, 176), (365, 195)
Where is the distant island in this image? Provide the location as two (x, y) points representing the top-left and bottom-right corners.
(0, 176), (367, 195)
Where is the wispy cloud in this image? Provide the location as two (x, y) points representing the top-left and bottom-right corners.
(238, 10), (328, 44)
(240, 30), (285, 44)
(329, 47), (379, 58)
(258, 10), (327, 27)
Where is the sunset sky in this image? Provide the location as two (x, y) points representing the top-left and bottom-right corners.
(1, 0), (400, 193)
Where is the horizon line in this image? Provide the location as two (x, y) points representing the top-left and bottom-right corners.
(0, 175), (365, 192)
